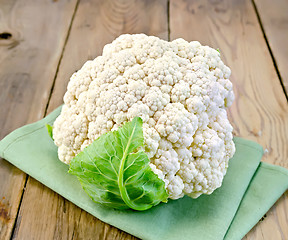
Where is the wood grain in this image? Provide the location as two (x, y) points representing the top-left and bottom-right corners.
(47, 0), (169, 112)
(13, 0), (168, 239)
(254, 0), (288, 95)
(0, 0), (78, 239)
(170, 0), (288, 239)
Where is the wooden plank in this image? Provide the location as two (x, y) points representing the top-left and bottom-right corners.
(47, 0), (168, 111)
(13, 0), (168, 239)
(169, 0), (288, 239)
(0, 0), (78, 239)
(254, 0), (288, 95)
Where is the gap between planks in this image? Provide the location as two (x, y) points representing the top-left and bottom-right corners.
(167, 0), (171, 41)
(9, 175), (28, 240)
(251, 0), (288, 102)
(44, 0), (81, 118)
(9, 1), (80, 239)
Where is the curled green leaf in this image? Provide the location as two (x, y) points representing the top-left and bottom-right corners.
(45, 124), (54, 141)
(69, 117), (168, 211)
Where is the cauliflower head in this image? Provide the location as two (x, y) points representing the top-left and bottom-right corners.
(53, 34), (235, 200)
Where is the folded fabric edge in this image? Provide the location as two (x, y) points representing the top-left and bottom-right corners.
(261, 161), (288, 177)
(0, 106), (62, 158)
(223, 162), (262, 240)
(224, 162), (288, 240)
(233, 137), (263, 155)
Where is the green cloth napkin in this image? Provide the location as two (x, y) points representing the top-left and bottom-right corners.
(0, 106), (287, 240)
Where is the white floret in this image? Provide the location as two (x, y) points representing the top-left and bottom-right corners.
(166, 175), (185, 199)
(53, 105), (88, 164)
(155, 103), (198, 147)
(152, 149), (180, 175)
(127, 102), (150, 123)
(142, 123), (161, 158)
(142, 87), (170, 116)
(171, 80), (190, 104)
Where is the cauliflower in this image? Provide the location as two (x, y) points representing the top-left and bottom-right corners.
(53, 34), (235, 200)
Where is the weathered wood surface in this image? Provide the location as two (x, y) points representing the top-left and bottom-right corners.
(11, 0), (167, 239)
(0, 0), (78, 239)
(0, 0), (287, 239)
(254, 0), (288, 95)
(170, 0), (288, 239)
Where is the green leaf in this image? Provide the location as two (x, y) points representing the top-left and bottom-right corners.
(216, 48), (220, 54)
(69, 117), (168, 211)
(45, 124), (54, 141)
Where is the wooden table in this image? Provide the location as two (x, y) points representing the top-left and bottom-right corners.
(0, 0), (287, 239)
